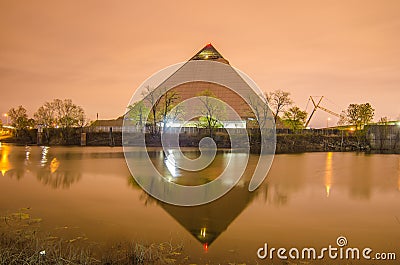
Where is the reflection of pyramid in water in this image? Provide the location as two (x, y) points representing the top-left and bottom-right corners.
(159, 181), (257, 247)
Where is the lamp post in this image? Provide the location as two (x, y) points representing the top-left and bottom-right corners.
(3, 113), (8, 125)
(326, 117), (331, 135)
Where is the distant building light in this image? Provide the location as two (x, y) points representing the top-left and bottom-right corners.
(222, 121), (246, 129)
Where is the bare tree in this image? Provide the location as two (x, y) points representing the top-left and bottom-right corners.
(53, 99), (85, 129)
(142, 86), (163, 134)
(34, 99), (86, 143)
(34, 102), (56, 128)
(7, 105), (35, 140)
(7, 105), (29, 130)
(127, 100), (149, 129)
(378, 116), (388, 125)
(142, 86), (180, 135)
(34, 102), (56, 141)
(160, 89), (180, 134)
(197, 89), (225, 137)
(266, 89), (293, 123)
(247, 93), (271, 130)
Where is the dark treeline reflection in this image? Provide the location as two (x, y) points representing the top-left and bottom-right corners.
(1, 145), (399, 199)
(0, 145), (127, 189)
(1, 145), (83, 188)
(36, 167), (82, 189)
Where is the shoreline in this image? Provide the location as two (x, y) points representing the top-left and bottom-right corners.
(2, 141), (398, 154)
(0, 133), (381, 154)
(3, 125), (399, 153)
(0, 210), (187, 265)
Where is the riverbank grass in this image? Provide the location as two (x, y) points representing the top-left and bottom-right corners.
(0, 210), (185, 265)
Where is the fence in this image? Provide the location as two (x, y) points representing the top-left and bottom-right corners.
(367, 125), (400, 151)
(86, 125), (347, 136)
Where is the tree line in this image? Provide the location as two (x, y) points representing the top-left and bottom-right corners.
(265, 89), (375, 131)
(4, 99), (87, 144)
(127, 86), (377, 135)
(3, 89), (378, 143)
(128, 86), (226, 137)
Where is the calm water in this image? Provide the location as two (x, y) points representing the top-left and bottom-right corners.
(0, 144), (399, 264)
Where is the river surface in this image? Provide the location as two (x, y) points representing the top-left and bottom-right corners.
(0, 144), (399, 264)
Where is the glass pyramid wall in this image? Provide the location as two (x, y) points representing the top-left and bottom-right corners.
(190, 43), (229, 64)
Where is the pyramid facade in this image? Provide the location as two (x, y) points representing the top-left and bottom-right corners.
(149, 44), (258, 123)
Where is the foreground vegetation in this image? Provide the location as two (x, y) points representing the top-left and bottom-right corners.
(0, 210), (186, 265)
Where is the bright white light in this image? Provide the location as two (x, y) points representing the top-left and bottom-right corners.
(164, 150), (179, 178)
(25, 146), (31, 161)
(40, 146), (49, 166)
(222, 121), (246, 128)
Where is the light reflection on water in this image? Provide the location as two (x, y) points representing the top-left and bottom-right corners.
(40, 146), (49, 166)
(0, 144), (10, 176)
(325, 152), (333, 197)
(0, 145), (399, 264)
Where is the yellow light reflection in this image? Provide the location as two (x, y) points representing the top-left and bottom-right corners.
(325, 152), (333, 197)
(50, 158), (60, 173)
(200, 227), (206, 238)
(0, 144), (11, 176)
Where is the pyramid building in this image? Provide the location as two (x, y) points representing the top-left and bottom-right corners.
(190, 43), (230, 64)
(142, 43), (264, 129)
(92, 44), (266, 132)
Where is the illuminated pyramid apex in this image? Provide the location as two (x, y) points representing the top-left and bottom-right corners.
(190, 43), (230, 64)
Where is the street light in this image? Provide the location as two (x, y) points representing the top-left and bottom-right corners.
(3, 114), (8, 125)
(326, 117), (331, 128)
(326, 117), (332, 136)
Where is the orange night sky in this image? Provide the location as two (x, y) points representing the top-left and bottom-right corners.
(1, 0), (399, 128)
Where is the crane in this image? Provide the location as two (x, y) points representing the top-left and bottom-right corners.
(304, 96), (341, 128)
